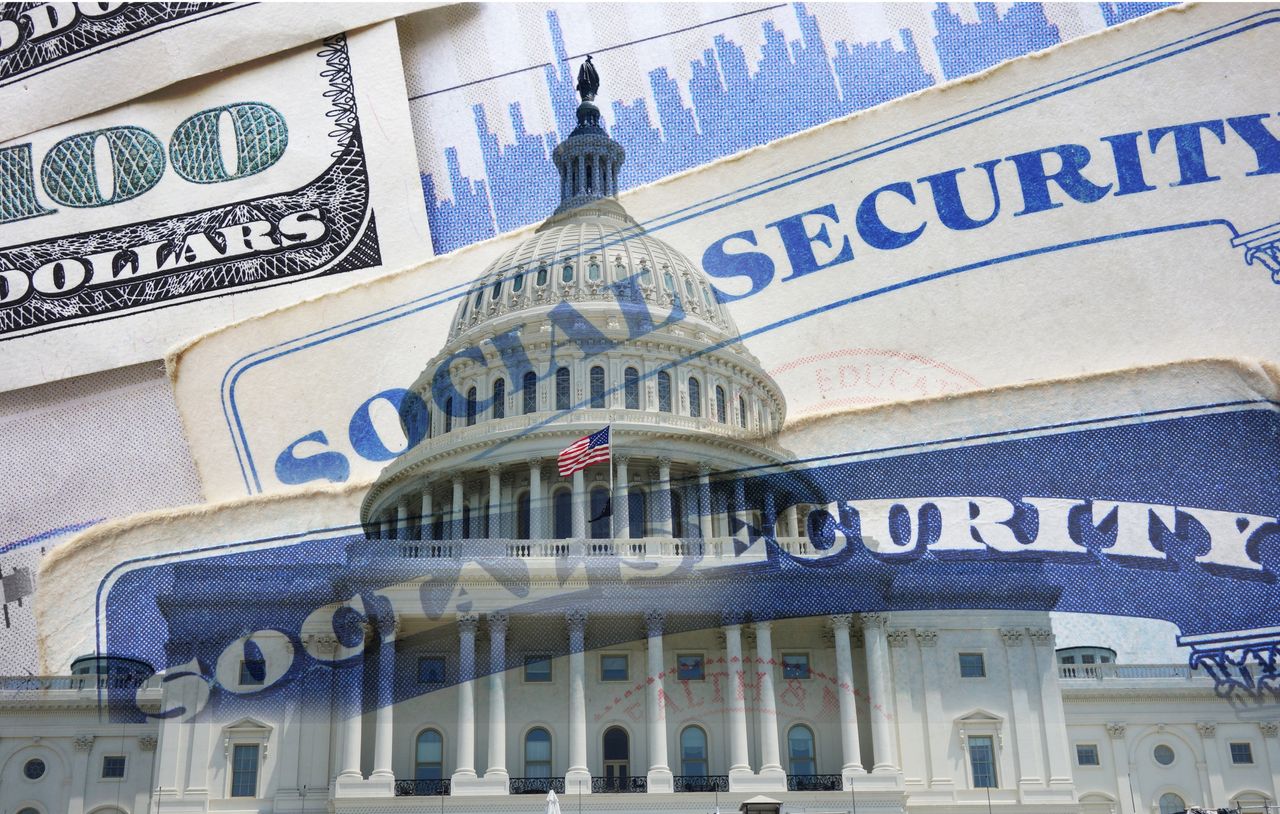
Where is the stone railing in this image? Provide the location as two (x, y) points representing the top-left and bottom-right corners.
(1058, 663), (1200, 680)
(0, 674), (164, 695)
(392, 536), (809, 561)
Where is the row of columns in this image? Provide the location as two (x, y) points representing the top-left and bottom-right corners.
(377, 460), (806, 542)
(336, 611), (898, 791)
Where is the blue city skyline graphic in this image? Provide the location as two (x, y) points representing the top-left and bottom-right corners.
(421, 2), (1170, 255)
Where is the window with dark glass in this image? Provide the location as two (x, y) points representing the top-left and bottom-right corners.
(676, 653), (704, 681)
(624, 366), (639, 409)
(525, 728), (553, 777)
(1076, 744), (1100, 766)
(788, 725), (816, 776)
(523, 371), (537, 414)
(493, 378), (506, 419)
(590, 487), (610, 539)
(444, 397), (453, 433)
(969, 735), (996, 788)
(959, 653), (986, 678)
(562, 263), (574, 283)
(782, 653), (810, 679)
(1159, 793), (1186, 814)
(473, 290), (484, 310)
(555, 367), (571, 411)
(23, 758), (45, 779)
(230, 744), (260, 797)
(416, 730), (444, 780)
(239, 659), (265, 686)
(517, 491), (531, 539)
(738, 395), (747, 428)
(715, 386), (727, 423)
(688, 378), (702, 418)
(590, 366), (605, 408)
(513, 271), (525, 292)
(657, 371), (671, 412)
(102, 755), (126, 778)
(491, 278), (503, 299)
(680, 726), (708, 777)
(536, 265), (548, 286)
(588, 261), (601, 281)
(553, 489), (572, 539)
(1153, 744), (1175, 766)
(417, 656), (446, 684)
(628, 489), (646, 539)
(1230, 742), (1254, 764)
(525, 656), (552, 682)
(601, 654), (628, 682)
(466, 386), (477, 426)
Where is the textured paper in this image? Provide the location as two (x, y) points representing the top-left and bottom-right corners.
(0, 20), (432, 391)
(0, 3), (430, 142)
(170, 3), (1280, 503)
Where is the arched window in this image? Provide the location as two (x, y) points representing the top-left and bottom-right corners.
(715, 386), (727, 423)
(628, 488), (647, 539)
(588, 261), (602, 282)
(603, 726), (630, 784)
(517, 491), (531, 539)
(788, 725), (816, 776)
(474, 289), (484, 310)
(525, 728), (552, 778)
(590, 365), (606, 408)
(493, 378), (506, 420)
(553, 489), (573, 539)
(688, 377), (702, 418)
(590, 487), (611, 539)
(513, 271), (525, 292)
(466, 387), (477, 426)
(562, 263), (574, 283)
(1159, 794), (1186, 814)
(462, 504), (472, 538)
(701, 285), (714, 310)
(657, 371), (672, 412)
(680, 726), (708, 776)
(522, 371), (538, 414)
(556, 367), (571, 411)
(738, 395), (747, 428)
(639, 263), (653, 286)
(685, 277), (696, 298)
(624, 367), (640, 410)
(663, 271), (675, 292)
(444, 397), (454, 433)
(491, 278), (503, 299)
(459, 297), (469, 321)
(536, 265), (548, 286)
(416, 729), (444, 779)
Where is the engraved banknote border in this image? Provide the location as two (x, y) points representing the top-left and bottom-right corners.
(0, 3), (244, 86)
(213, 8), (1280, 495)
(0, 32), (383, 340)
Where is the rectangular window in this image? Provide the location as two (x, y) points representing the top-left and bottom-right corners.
(230, 744), (260, 798)
(1230, 742), (1254, 764)
(601, 654), (628, 682)
(239, 659), (265, 686)
(524, 655), (552, 682)
(677, 653), (705, 681)
(101, 755), (126, 779)
(959, 653), (986, 678)
(782, 653), (811, 679)
(969, 735), (997, 788)
(1082, 654), (1096, 664)
(1076, 744), (1100, 766)
(417, 656), (446, 684)
(1061, 656), (1075, 664)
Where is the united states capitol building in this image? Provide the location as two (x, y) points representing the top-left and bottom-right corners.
(2, 63), (1276, 814)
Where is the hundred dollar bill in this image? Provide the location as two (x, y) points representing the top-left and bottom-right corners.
(169, 3), (1280, 503)
(0, 2), (429, 142)
(0, 20), (432, 391)
(34, 358), (1280, 701)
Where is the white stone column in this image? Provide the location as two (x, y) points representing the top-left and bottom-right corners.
(645, 611), (673, 791)
(755, 621), (785, 780)
(528, 458), (544, 539)
(371, 618), (397, 784)
(783, 505), (799, 538)
(862, 613), (899, 773)
(1197, 722), (1228, 806)
(486, 612), (509, 782)
(567, 610), (590, 789)
(337, 621), (369, 782)
(454, 613), (479, 779)
(420, 486), (434, 541)
(1109, 724), (1136, 814)
(488, 465), (501, 539)
(830, 615), (865, 779)
(572, 469), (587, 539)
(1258, 722), (1279, 805)
(616, 456), (631, 539)
(452, 476), (465, 540)
(1000, 628), (1039, 788)
(731, 479), (747, 539)
(723, 616), (752, 780)
(396, 498), (410, 541)
(1030, 628), (1073, 787)
(656, 457), (673, 537)
(914, 629), (952, 788)
(698, 467), (714, 540)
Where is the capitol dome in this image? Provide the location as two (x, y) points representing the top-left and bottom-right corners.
(361, 63), (805, 550)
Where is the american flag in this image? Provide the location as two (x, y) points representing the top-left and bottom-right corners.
(558, 426), (611, 477)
